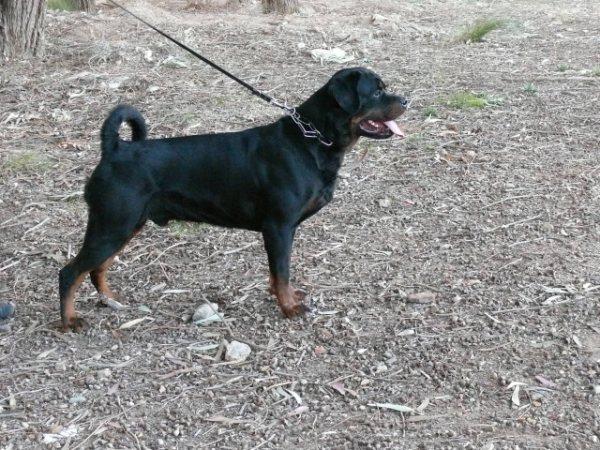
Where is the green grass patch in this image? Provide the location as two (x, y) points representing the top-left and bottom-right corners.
(422, 106), (439, 118)
(523, 83), (538, 95)
(404, 132), (425, 146)
(181, 112), (197, 124)
(456, 19), (505, 43)
(591, 66), (600, 77)
(557, 63), (570, 72)
(47, 0), (77, 11)
(445, 92), (503, 109)
(168, 221), (208, 237)
(1, 152), (52, 174)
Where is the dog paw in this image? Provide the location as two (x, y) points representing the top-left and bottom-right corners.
(293, 288), (307, 300)
(280, 299), (311, 318)
(62, 317), (90, 333)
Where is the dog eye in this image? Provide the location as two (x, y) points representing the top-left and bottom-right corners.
(373, 89), (382, 98)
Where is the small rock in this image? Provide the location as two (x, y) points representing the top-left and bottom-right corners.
(540, 222), (554, 233)
(161, 56), (189, 69)
(318, 329), (334, 341)
(375, 363), (388, 373)
(378, 197), (392, 208)
(314, 345), (327, 356)
(69, 394), (86, 405)
(592, 385), (600, 395)
(97, 369), (112, 379)
(297, 5), (316, 16)
(193, 303), (223, 325)
(461, 150), (477, 162)
(310, 48), (354, 64)
(398, 328), (415, 336)
(0, 302), (15, 320)
(407, 291), (437, 304)
(371, 14), (389, 26)
(225, 341), (251, 362)
(102, 76), (129, 91)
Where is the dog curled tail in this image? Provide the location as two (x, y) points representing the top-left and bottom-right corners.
(100, 105), (147, 155)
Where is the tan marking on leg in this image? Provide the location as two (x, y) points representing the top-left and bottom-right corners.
(90, 256), (117, 298)
(89, 228), (140, 299)
(270, 276), (308, 318)
(62, 272), (88, 332)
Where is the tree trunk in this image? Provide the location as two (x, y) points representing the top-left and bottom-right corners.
(73, 0), (95, 11)
(0, 0), (46, 59)
(262, 0), (298, 14)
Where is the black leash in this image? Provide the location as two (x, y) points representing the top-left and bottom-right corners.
(106, 0), (333, 146)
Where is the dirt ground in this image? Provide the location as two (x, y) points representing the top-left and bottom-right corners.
(1, 0), (600, 448)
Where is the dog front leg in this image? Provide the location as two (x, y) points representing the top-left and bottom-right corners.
(262, 222), (308, 318)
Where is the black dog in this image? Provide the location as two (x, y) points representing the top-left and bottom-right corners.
(59, 67), (407, 331)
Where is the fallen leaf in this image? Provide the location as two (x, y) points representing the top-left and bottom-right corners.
(398, 329), (415, 336)
(138, 305), (152, 313)
(286, 405), (309, 417)
(506, 381), (526, 406)
(542, 295), (562, 305)
(329, 381), (346, 396)
(204, 415), (250, 425)
(534, 375), (557, 388)
(317, 310), (339, 315)
(119, 317), (150, 329)
(99, 296), (128, 311)
(511, 385), (521, 406)
(37, 347), (57, 359)
(416, 397), (430, 413)
(42, 425), (78, 444)
(541, 285), (567, 294)
(368, 403), (415, 414)
(285, 388), (303, 405)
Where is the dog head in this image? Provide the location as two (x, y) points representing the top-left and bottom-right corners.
(327, 67), (407, 141)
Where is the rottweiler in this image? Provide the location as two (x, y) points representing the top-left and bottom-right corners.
(59, 67), (408, 331)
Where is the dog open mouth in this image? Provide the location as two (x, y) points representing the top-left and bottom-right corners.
(359, 119), (405, 139)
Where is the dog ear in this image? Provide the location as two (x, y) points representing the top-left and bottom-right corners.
(328, 71), (362, 115)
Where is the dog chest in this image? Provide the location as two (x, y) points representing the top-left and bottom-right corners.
(300, 181), (336, 221)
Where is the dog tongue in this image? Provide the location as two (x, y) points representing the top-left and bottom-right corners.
(384, 120), (405, 137)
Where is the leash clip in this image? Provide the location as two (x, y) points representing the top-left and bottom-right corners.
(270, 99), (333, 147)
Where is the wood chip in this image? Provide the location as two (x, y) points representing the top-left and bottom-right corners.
(407, 291), (437, 304)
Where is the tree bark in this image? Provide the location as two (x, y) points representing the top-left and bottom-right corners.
(262, 0), (298, 14)
(73, 0), (95, 11)
(0, 0), (46, 59)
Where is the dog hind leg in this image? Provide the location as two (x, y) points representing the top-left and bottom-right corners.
(89, 228), (142, 301)
(59, 211), (145, 332)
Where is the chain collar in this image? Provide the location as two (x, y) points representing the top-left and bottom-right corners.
(270, 99), (334, 147)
